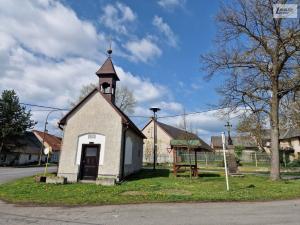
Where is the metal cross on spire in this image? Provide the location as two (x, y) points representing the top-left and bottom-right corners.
(107, 36), (112, 56)
(225, 121), (233, 145)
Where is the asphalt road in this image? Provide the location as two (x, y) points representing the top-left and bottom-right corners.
(0, 199), (300, 225)
(0, 166), (57, 184)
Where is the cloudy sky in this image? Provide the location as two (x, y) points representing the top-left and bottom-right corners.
(0, 0), (239, 142)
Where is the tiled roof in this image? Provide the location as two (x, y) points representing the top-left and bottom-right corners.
(33, 130), (62, 151)
(211, 135), (258, 148)
(143, 120), (211, 151)
(261, 128), (300, 140)
(95, 57), (119, 80)
(5, 132), (42, 154)
(280, 128), (300, 140)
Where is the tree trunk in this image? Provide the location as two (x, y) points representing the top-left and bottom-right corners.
(270, 77), (280, 180)
(0, 140), (3, 156)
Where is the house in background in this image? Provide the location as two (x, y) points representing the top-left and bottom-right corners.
(142, 119), (211, 164)
(210, 135), (260, 162)
(57, 50), (145, 183)
(211, 129), (300, 161)
(210, 135), (259, 152)
(263, 128), (300, 160)
(0, 132), (43, 166)
(33, 130), (62, 163)
(279, 129), (300, 160)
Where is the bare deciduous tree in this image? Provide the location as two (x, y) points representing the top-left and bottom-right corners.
(71, 83), (136, 114)
(279, 81), (300, 128)
(201, 0), (300, 180)
(236, 112), (267, 151)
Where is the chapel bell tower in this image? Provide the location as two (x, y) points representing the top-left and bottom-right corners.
(96, 48), (120, 104)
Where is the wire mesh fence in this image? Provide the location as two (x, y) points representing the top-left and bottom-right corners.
(174, 151), (271, 168)
(144, 151), (271, 168)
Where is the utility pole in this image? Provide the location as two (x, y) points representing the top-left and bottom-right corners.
(150, 107), (160, 170)
(225, 121), (233, 146)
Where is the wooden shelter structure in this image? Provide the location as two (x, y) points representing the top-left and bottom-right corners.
(171, 139), (212, 177)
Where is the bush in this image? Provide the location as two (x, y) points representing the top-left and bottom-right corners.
(234, 145), (244, 159)
(287, 160), (300, 167)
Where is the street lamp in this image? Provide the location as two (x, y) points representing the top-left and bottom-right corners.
(38, 109), (61, 166)
(149, 107), (160, 170)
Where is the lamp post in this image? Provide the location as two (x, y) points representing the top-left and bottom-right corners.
(149, 107), (160, 170)
(38, 109), (61, 166)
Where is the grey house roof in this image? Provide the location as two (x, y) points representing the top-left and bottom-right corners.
(156, 121), (198, 140)
(211, 128), (300, 149)
(280, 128), (300, 140)
(261, 128), (300, 140)
(211, 135), (258, 148)
(143, 119), (212, 151)
(4, 132), (42, 154)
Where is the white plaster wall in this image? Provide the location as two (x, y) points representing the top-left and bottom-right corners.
(142, 120), (173, 163)
(291, 138), (300, 159)
(58, 91), (123, 182)
(123, 129), (143, 177)
(75, 133), (105, 165)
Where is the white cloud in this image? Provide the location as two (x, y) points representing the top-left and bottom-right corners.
(0, 0), (204, 141)
(158, 109), (243, 143)
(156, 101), (183, 112)
(157, 0), (186, 10)
(124, 37), (162, 63)
(0, 0), (103, 60)
(115, 66), (168, 103)
(152, 15), (178, 47)
(100, 2), (136, 35)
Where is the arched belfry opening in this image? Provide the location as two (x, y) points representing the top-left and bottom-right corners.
(101, 82), (111, 94)
(95, 48), (119, 104)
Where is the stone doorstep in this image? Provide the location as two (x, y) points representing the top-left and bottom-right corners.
(79, 180), (96, 184)
(45, 177), (67, 184)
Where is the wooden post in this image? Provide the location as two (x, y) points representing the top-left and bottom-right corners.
(255, 152), (258, 167)
(173, 148), (177, 177)
(195, 150), (198, 177)
(205, 152), (208, 167)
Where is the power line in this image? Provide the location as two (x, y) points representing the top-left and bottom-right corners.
(20, 102), (243, 119)
(20, 102), (69, 111)
(157, 107), (226, 119)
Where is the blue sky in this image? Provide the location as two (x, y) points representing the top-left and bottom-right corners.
(0, 0), (235, 142)
(65, 0), (223, 108)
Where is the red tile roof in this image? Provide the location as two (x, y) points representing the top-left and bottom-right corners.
(33, 130), (62, 151)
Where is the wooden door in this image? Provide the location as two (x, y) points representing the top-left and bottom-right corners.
(79, 144), (100, 180)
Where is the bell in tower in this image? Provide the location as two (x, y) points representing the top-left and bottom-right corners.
(95, 48), (120, 104)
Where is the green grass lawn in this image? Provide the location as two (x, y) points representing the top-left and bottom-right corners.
(1, 169), (300, 206)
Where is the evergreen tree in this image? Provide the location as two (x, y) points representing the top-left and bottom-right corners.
(0, 90), (36, 154)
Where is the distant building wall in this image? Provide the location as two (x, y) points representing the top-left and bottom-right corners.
(142, 120), (173, 164)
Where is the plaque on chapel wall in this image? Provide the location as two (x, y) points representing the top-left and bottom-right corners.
(88, 134), (96, 139)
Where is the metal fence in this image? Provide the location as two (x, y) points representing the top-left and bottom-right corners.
(177, 151), (271, 167)
(144, 151), (271, 167)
